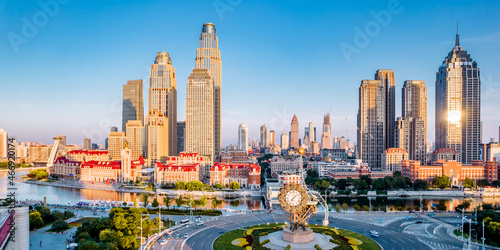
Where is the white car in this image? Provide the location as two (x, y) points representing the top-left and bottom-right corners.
(184, 233), (189, 238)
(159, 239), (168, 246)
(370, 230), (379, 238)
(197, 221), (204, 226)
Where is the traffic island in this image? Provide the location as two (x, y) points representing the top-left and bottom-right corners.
(213, 223), (381, 250)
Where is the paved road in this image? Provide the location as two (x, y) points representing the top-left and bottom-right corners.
(152, 208), (497, 250)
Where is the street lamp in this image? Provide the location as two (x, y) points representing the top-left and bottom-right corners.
(482, 221), (485, 250)
(138, 215), (149, 250)
(456, 208), (464, 240)
(464, 217), (472, 250)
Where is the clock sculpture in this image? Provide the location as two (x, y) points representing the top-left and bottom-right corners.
(278, 183), (317, 232)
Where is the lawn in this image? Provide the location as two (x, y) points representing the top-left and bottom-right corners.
(213, 224), (382, 250)
(337, 228), (382, 250)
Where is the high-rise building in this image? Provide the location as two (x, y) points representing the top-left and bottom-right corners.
(177, 121), (186, 153)
(110, 127), (118, 132)
(58, 135), (67, 146)
(108, 131), (126, 161)
(436, 29), (481, 164)
(122, 79), (144, 132)
(395, 117), (426, 164)
(195, 23), (221, 157)
(321, 113), (332, 149)
(281, 132), (289, 150)
(146, 109), (169, 166)
(339, 136), (347, 150)
(290, 115), (299, 148)
(333, 136), (340, 149)
(251, 139), (259, 148)
(375, 69), (396, 149)
(357, 79), (385, 169)
(149, 52), (177, 156)
(238, 123), (248, 151)
(269, 130), (275, 146)
(304, 127), (310, 146)
(83, 138), (91, 150)
(125, 120), (144, 160)
(399, 80), (427, 164)
(259, 125), (269, 148)
(0, 129), (7, 158)
(308, 122), (315, 144)
(186, 68), (215, 163)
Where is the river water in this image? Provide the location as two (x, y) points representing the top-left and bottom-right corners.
(2, 171), (499, 211)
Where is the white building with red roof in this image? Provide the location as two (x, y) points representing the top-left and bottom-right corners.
(210, 162), (260, 189)
(154, 162), (200, 185)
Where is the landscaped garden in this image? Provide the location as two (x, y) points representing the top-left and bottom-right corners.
(213, 223), (381, 250)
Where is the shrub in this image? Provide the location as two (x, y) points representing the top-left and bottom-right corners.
(376, 190), (388, 195)
(396, 206), (404, 211)
(51, 220), (69, 231)
(353, 204), (361, 211)
(258, 232), (268, 236)
(357, 190), (368, 195)
(286, 245), (291, 250)
(260, 239), (270, 245)
(315, 244), (323, 250)
(330, 238), (341, 244)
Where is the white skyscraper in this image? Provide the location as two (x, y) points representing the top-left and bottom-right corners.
(309, 122), (315, 143)
(238, 123), (249, 151)
(0, 129), (7, 158)
(281, 132), (289, 150)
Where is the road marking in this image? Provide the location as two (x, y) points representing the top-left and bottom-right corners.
(390, 239), (397, 244)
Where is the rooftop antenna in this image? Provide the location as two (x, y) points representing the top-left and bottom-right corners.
(455, 20), (460, 47)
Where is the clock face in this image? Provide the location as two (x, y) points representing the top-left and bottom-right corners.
(286, 190), (302, 206)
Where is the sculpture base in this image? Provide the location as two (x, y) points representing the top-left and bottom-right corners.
(282, 227), (314, 243)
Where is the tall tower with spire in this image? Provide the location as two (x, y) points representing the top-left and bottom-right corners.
(195, 23), (221, 157)
(290, 115), (299, 148)
(435, 24), (481, 164)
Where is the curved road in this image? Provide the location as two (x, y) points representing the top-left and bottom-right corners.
(153, 209), (479, 250)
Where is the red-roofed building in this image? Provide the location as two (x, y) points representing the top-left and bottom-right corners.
(66, 150), (110, 162)
(402, 159), (498, 185)
(154, 162), (200, 185)
(210, 163), (260, 188)
(327, 164), (392, 179)
(164, 152), (209, 179)
(53, 156), (81, 179)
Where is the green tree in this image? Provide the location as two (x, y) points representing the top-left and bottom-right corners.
(393, 171), (402, 177)
(175, 181), (186, 190)
(52, 210), (65, 221)
(51, 220), (69, 231)
(362, 205), (370, 211)
(334, 205), (341, 213)
(436, 200), (447, 211)
(307, 169), (319, 178)
(477, 179), (490, 187)
(360, 175), (373, 186)
(456, 200), (471, 211)
(187, 197), (195, 208)
(175, 195), (184, 207)
(393, 176), (407, 189)
(434, 175), (450, 189)
(341, 203), (349, 212)
(230, 200), (240, 207)
(230, 181), (240, 190)
(79, 240), (99, 250)
(29, 211), (44, 230)
(353, 179), (368, 190)
(198, 195), (208, 207)
(163, 196), (172, 209)
(353, 204), (361, 211)
(133, 198), (137, 208)
(463, 177), (474, 189)
(335, 179), (348, 190)
(372, 178), (385, 190)
(152, 198), (159, 208)
(413, 179), (429, 191)
(212, 197), (222, 208)
(142, 193), (149, 208)
(214, 183), (223, 189)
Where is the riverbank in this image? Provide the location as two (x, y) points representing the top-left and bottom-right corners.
(331, 190), (484, 198)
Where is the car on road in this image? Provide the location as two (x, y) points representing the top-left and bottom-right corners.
(416, 220), (423, 224)
(159, 239), (168, 246)
(276, 212), (282, 215)
(197, 221), (204, 226)
(174, 235), (180, 239)
(165, 235), (171, 240)
(184, 233), (189, 238)
(370, 230), (379, 238)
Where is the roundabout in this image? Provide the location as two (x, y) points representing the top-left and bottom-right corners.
(213, 223), (382, 250)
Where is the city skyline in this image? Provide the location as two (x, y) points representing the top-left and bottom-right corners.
(2, 1), (500, 146)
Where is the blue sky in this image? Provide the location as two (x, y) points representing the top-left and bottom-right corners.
(1, 0), (499, 146)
